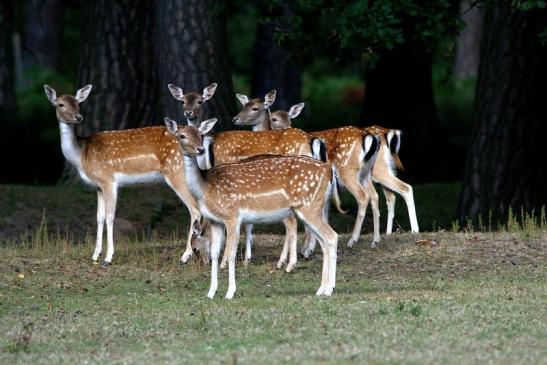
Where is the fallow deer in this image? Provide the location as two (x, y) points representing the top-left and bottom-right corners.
(167, 83), (217, 127)
(268, 109), (419, 257)
(44, 84), (203, 266)
(237, 99), (382, 257)
(164, 117), (340, 299)
(207, 127), (337, 271)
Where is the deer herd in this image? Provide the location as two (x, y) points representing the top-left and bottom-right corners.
(44, 82), (419, 299)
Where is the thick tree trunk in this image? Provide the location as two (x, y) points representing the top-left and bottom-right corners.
(361, 45), (456, 181)
(0, 0), (15, 113)
(23, 0), (63, 72)
(61, 0), (159, 182)
(454, 0), (483, 79)
(251, 7), (302, 111)
(154, 0), (237, 130)
(458, 2), (547, 223)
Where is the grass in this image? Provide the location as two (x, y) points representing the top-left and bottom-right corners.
(0, 183), (546, 364)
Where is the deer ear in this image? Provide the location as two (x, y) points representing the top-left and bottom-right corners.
(198, 118), (217, 135)
(236, 94), (249, 106)
(263, 90), (276, 108)
(164, 117), (179, 135)
(168, 84), (184, 100)
(202, 83), (217, 101)
(44, 84), (57, 105)
(75, 85), (92, 103)
(288, 102), (305, 119)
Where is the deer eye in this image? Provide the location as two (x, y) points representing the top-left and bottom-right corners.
(272, 118), (278, 122)
(197, 101), (202, 104)
(179, 134), (186, 140)
(252, 107), (258, 111)
(58, 103), (64, 107)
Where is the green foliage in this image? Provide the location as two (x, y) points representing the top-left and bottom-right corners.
(278, 0), (463, 67)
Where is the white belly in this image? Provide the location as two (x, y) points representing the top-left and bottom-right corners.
(114, 172), (164, 187)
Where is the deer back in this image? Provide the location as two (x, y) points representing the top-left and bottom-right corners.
(210, 128), (318, 166)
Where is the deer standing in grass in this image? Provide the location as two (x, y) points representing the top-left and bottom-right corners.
(164, 117), (339, 299)
(44, 84), (214, 266)
(268, 108), (419, 257)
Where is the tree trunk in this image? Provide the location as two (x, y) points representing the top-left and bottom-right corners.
(251, 6), (302, 111)
(458, 2), (547, 223)
(361, 45), (456, 181)
(23, 0), (64, 72)
(154, 0), (237, 130)
(61, 0), (159, 182)
(0, 0), (15, 113)
(454, 0), (484, 80)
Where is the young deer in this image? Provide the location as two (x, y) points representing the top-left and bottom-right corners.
(167, 83), (217, 127)
(269, 110), (419, 247)
(164, 117), (339, 299)
(44, 84), (202, 266)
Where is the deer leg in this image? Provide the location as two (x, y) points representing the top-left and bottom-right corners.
(363, 175), (381, 247)
(102, 184), (118, 267)
(383, 187), (396, 234)
(92, 190), (105, 262)
(340, 172), (372, 248)
(375, 174), (419, 233)
(277, 216), (298, 272)
(164, 174), (201, 263)
(243, 224), (253, 266)
(224, 221), (241, 299)
(296, 206), (338, 296)
(207, 223), (224, 299)
(301, 227), (318, 259)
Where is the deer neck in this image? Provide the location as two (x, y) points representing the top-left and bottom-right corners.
(251, 111), (271, 131)
(59, 122), (84, 169)
(186, 116), (202, 129)
(182, 154), (206, 200)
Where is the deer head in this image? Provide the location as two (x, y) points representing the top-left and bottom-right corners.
(269, 102), (305, 130)
(232, 90), (276, 129)
(44, 84), (92, 124)
(167, 83), (218, 127)
(164, 117), (217, 156)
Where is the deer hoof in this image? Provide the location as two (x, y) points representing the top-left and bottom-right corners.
(101, 261), (111, 268)
(285, 263), (296, 273)
(371, 241), (379, 249)
(347, 238), (358, 247)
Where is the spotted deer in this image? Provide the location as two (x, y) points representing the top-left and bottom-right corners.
(167, 83), (217, 127)
(207, 127), (339, 271)
(164, 117), (339, 299)
(268, 109), (419, 255)
(44, 84), (203, 267)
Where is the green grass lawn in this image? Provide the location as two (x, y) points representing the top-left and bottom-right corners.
(0, 184), (545, 364)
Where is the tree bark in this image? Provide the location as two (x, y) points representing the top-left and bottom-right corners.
(61, 0), (159, 182)
(0, 0), (15, 113)
(154, 0), (237, 130)
(454, 0), (484, 80)
(251, 6), (302, 110)
(76, 0), (158, 134)
(458, 2), (547, 223)
(23, 0), (64, 72)
(361, 45), (456, 181)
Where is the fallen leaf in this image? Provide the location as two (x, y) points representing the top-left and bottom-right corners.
(17, 273), (25, 279)
(415, 239), (439, 247)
